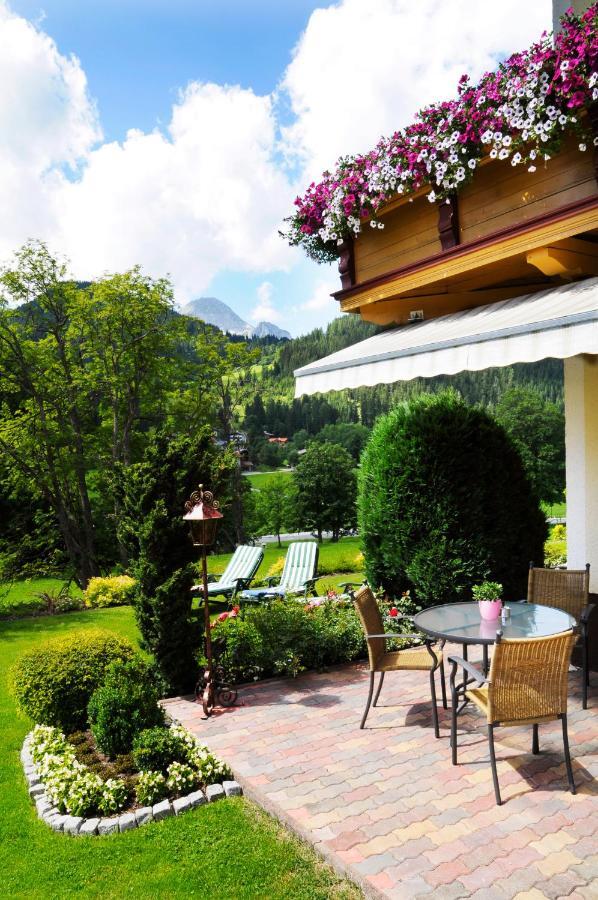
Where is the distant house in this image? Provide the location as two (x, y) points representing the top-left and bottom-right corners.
(267, 437), (288, 445)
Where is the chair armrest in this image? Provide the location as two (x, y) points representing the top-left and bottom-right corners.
(207, 574), (218, 584)
(367, 633), (427, 642)
(339, 580), (366, 590)
(580, 603), (595, 625)
(231, 577), (251, 598)
(265, 576), (280, 587)
(304, 576), (320, 588)
(448, 654), (488, 684)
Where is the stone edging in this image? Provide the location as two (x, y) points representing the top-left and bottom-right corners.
(20, 731), (242, 836)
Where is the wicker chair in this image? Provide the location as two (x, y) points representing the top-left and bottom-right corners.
(449, 629), (577, 805)
(528, 563), (593, 708)
(352, 585), (447, 735)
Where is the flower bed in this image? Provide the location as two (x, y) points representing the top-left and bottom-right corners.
(211, 590), (420, 683)
(22, 723), (241, 836)
(284, 4), (598, 262)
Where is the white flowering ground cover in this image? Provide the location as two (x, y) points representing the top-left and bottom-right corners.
(22, 723), (242, 836)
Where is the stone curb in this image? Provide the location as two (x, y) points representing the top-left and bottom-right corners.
(21, 731), (242, 836)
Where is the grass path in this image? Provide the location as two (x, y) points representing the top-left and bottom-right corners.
(0, 608), (360, 899)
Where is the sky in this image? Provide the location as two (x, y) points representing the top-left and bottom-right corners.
(1, 0), (551, 335)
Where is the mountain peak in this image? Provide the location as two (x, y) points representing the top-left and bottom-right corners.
(181, 296), (290, 339)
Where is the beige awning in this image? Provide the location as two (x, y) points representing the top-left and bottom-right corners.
(294, 278), (598, 396)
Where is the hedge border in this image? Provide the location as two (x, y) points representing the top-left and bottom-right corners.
(20, 731), (242, 836)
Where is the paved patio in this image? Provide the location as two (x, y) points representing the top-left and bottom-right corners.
(164, 662), (597, 900)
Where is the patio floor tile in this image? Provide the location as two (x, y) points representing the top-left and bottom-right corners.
(164, 661), (597, 899)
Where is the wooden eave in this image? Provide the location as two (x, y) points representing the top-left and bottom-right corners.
(333, 124), (598, 326)
(337, 195), (598, 309)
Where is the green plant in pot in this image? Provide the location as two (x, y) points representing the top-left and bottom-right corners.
(472, 581), (503, 621)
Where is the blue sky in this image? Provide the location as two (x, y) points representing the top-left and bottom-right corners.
(11, 1), (321, 142)
(1, 1), (549, 335)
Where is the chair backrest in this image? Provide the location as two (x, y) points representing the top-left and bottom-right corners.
(528, 564), (589, 622)
(279, 541), (318, 592)
(353, 585), (385, 670)
(487, 630), (576, 724)
(219, 545), (264, 586)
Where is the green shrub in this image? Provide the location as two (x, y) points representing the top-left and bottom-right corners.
(88, 658), (165, 757)
(213, 599), (366, 684)
(84, 575), (136, 608)
(11, 630), (136, 732)
(358, 391), (546, 606)
(132, 726), (189, 775)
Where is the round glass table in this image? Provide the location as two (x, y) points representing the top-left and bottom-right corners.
(413, 602), (577, 685)
(413, 601), (576, 647)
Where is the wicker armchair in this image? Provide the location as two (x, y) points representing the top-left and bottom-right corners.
(449, 629), (577, 805)
(528, 563), (593, 708)
(352, 585), (446, 735)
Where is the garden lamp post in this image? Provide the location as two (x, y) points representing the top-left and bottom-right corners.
(184, 485), (223, 717)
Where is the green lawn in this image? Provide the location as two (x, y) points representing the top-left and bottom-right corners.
(542, 501), (566, 519)
(243, 469), (292, 490)
(0, 576), (82, 620)
(0, 608), (360, 899)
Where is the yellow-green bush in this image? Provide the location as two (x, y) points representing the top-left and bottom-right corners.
(84, 575), (136, 608)
(11, 629), (136, 732)
(544, 524), (567, 568)
(265, 557), (285, 580)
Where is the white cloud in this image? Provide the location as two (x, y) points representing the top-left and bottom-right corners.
(281, 0), (550, 179)
(56, 83), (296, 300)
(0, 0), (552, 325)
(301, 277), (338, 312)
(0, 1), (100, 260)
(251, 280), (283, 323)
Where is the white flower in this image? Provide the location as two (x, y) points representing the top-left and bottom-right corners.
(490, 148), (498, 159)
(468, 159), (477, 170)
(579, 143), (587, 152)
(528, 165), (537, 172)
(498, 148), (510, 160)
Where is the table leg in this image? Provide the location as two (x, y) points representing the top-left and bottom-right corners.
(483, 643), (489, 676)
(462, 643), (468, 689)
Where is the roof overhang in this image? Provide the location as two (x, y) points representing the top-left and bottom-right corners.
(294, 278), (598, 396)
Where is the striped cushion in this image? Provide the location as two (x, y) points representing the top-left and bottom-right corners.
(200, 545), (263, 595)
(278, 542), (318, 593)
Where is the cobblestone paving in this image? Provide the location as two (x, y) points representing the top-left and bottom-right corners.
(164, 662), (597, 900)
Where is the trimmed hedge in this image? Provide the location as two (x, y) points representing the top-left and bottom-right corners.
(11, 630), (136, 732)
(358, 391), (546, 605)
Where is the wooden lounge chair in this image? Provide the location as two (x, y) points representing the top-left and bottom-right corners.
(239, 541), (320, 604)
(527, 563), (593, 708)
(352, 584), (446, 736)
(449, 629), (577, 805)
(192, 544), (264, 603)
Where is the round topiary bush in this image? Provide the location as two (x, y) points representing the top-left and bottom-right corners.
(132, 726), (189, 774)
(11, 629), (136, 732)
(88, 658), (165, 758)
(358, 391), (546, 605)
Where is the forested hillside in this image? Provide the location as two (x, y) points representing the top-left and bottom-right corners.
(241, 314), (564, 436)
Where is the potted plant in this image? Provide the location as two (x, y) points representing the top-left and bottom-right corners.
(472, 581), (503, 621)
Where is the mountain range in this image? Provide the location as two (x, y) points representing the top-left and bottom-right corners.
(181, 296), (290, 339)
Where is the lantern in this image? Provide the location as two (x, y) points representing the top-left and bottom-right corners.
(183, 485), (224, 717)
(183, 486), (223, 547)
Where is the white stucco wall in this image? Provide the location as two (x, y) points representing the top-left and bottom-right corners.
(564, 355), (598, 591)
